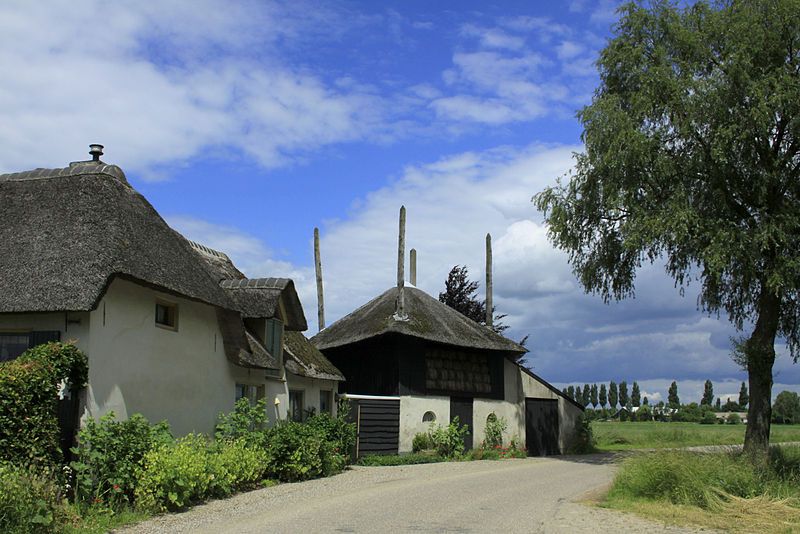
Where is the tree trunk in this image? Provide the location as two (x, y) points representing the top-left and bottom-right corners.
(743, 288), (781, 457)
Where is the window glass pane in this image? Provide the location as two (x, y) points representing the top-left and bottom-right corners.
(319, 391), (331, 414)
(155, 302), (177, 328)
(266, 318), (283, 357)
(289, 390), (304, 422)
(0, 334), (29, 362)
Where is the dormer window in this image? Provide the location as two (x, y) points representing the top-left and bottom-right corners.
(155, 301), (178, 331)
(266, 318), (283, 359)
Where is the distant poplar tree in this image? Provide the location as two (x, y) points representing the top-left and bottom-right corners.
(668, 381), (680, 408)
(642, 396), (649, 406)
(567, 385), (575, 401)
(619, 381), (629, 407)
(590, 384), (599, 408)
(583, 384), (591, 407)
(716, 397), (722, 411)
(702, 380), (715, 406)
(631, 382), (641, 407)
(609, 381), (618, 409)
(739, 382), (749, 409)
(562, 387), (569, 398)
(599, 383), (607, 408)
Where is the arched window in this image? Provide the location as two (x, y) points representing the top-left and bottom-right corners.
(422, 411), (436, 423)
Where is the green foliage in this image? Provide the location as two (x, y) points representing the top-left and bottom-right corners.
(668, 381), (680, 409)
(214, 398), (269, 447)
(264, 421), (324, 482)
(357, 453), (445, 466)
(567, 412), (596, 454)
(739, 382), (749, 409)
(0, 463), (73, 534)
(700, 411), (719, 425)
(772, 391), (800, 424)
(135, 434), (217, 511)
(209, 439), (270, 496)
(631, 382), (641, 407)
(70, 413), (172, 507)
(412, 432), (432, 453)
(609, 446), (800, 510)
(702, 380), (715, 407)
(609, 381), (618, 409)
(438, 265), (508, 334)
(0, 342), (88, 466)
(428, 417), (470, 459)
(482, 413), (507, 449)
(305, 412), (357, 464)
(534, 0), (800, 454)
(726, 413), (741, 425)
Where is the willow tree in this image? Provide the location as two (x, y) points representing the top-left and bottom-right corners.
(535, 0), (800, 455)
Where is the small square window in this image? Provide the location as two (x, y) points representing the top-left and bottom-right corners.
(155, 301), (178, 330)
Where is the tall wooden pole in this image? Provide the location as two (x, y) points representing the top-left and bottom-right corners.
(410, 248), (417, 286)
(486, 233), (493, 327)
(395, 206), (407, 320)
(313, 227), (325, 331)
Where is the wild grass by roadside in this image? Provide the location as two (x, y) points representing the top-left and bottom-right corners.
(593, 421), (800, 451)
(357, 453), (446, 466)
(601, 445), (800, 533)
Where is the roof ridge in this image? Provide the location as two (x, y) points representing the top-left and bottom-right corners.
(186, 240), (231, 261)
(0, 161), (128, 183)
(220, 278), (290, 289)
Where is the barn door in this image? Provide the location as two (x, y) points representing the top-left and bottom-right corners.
(450, 397), (474, 451)
(525, 398), (559, 456)
(348, 398), (400, 458)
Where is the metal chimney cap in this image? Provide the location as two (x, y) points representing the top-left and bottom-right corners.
(89, 144), (104, 161)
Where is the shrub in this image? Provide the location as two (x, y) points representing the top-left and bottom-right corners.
(700, 411), (718, 425)
(135, 434), (216, 512)
(428, 417), (470, 459)
(214, 398), (269, 447)
(0, 342), (88, 466)
(305, 412), (357, 465)
(70, 412), (172, 507)
(470, 447), (501, 461)
(209, 439), (270, 497)
(264, 422), (324, 482)
(412, 432), (432, 453)
(567, 412), (596, 454)
(483, 413), (507, 449)
(357, 453), (445, 466)
(726, 413), (741, 425)
(0, 463), (73, 534)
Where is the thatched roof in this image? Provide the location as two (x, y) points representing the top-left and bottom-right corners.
(220, 278), (307, 331)
(0, 157), (308, 371)
(284, 331), (344, 381)
(0, 161), (232, 312)
(311, 286), (527, 354)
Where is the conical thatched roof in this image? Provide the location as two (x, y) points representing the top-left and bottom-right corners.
(311, 286), (527, 354)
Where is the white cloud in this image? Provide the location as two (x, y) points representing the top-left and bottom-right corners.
(0, 0), (391, 177)
(461, 24), (526, 51)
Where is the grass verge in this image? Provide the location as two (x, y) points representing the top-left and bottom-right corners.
(602, 445), (800, 533)
(356, 453), (446, 466)
(592, 421), (800, 451)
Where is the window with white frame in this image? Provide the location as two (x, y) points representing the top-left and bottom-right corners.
(289, 389), (304, 422)
(265, 318), (283, 359)
(155, 301), (178, 330)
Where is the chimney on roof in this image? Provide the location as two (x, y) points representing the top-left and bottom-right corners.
(314, 227), (325, 332)
(486, 233), (493, 328)
(394, 206), (408, 321)
(410, 248), (417, 286)
(89, 144), (104, 162)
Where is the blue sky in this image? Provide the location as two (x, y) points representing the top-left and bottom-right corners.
(1, 0), (796, 405)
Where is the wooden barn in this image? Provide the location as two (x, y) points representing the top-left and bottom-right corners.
(310, 209), (583, 457)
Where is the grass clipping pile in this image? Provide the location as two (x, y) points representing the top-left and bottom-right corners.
(602, 447), (800, 533)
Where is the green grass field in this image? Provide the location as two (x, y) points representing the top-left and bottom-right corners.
(592, 421), (800, 451)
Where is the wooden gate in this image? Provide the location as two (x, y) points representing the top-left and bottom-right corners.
(525, 398), (559, 456)
(345, 397), (400, 458)
(450, 397), (474, 451)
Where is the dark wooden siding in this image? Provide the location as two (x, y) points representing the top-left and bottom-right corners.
(347, 398), (400, 457)
(326, 336), (400, 396)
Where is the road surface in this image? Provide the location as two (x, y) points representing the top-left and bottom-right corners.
(120, 455), (709, 533)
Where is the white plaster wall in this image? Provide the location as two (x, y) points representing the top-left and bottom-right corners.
(399, 395), (449, 453)
(502, 358), (583, 453)
(0, 312), (91, 353)
(285, 373), (340, 419)
(85, 278), (249, 436)
(472, 398), (524, 449)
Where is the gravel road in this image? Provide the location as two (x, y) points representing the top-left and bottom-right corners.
(119, 455), (711, 534)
